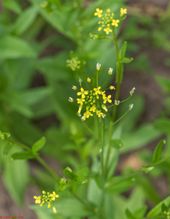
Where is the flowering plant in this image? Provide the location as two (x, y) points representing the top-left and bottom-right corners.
(0, 1), (169, 219)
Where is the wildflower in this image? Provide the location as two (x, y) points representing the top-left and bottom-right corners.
(96, 63), (101, 71)
(96, 110), (105, 118)
(104, 26), (112, 34)
(103, 94), (112, 104)
(112, 19), (120, 27)
(34, 191), (59, 213)
(94, 8), (103, 18)
(108, 67), (113, 75)
(77, 88), (88, 99)
(120, 8), (127, 17)
(66, 57), (81, 71)
(94, 8), (120, 35)
(75, 85), (113, 120)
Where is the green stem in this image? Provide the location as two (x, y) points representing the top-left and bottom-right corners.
(112, 83), (121, 121)
(112, 33), (122, 121)
(70, 190), (95, 214)
(10, 139), (59, 181)
(103, 121), (113, 179)
(101, 119), (105, 176)
(36, 155), (59, 181)
(96, 70), (99, 87)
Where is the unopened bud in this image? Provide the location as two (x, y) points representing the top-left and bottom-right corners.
(87, 77), (91, 83)
(114, 100), (120, 105)
(108, 67), (113, 75)
(96, 63), (101, 71)
(130, 87), (136, 96)
(68, 97), (74, 102)
(109, 85), (115, 90)
(72, 85), (77, 90)
(129, 104), (134, 111)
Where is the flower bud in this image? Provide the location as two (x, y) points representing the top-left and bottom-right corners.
(72, 85), (77, 90)
(68, 97), (74, 102)
(96, 63), (101, 71)
(114, 100), (120, 105)
(129, 104), (134, 111)
(108, 67), (113, 75)
(130, 87), (136, 96)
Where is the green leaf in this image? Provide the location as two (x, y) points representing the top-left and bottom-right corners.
(121, 57), (134, 64)
(120, 41), (127, 58)
(125, 209), (136, 219)
(106, 175), (136, 194)
(12, 150), (35, 160)
(156, 75), (170, 93)
(152, 140), (166, 164)
(3, 159), (30, 205)
(122, 124), (161, 152)
(147, 196), (170, 218)
(56, 198), (89, 217)
(0, 36), (37, 59)
(3, 0), (22, 14)
(111, 139), (124, 149)
(13, 7), (38, 35)
(154, 119), (170, 135)
(64, 167), (77, 181)
(32, 137), (46, 153)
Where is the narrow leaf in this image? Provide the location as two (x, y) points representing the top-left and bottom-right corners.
(152, 140), (166, 164)
(32, 136), (46, 153)
(12, 150), (34, 160)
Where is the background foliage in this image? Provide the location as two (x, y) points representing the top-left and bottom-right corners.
(0, 0), (170, 218)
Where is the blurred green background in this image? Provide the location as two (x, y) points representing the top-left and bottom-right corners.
(0, 0), (170, 218)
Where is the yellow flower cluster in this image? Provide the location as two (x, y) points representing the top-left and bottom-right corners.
(66, 57), (81, 71)
(34, 191), (59, 213)
(94, 7), (127, 35)
(76, 86), (112, 120)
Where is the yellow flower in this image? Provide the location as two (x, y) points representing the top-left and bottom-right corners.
(77, 88), (88, 98)
(49, 192), (59, 201)
(77, 98), (84, 105)
(66, 57), (81, 71)
(75, 86), (113, 120)
(112, 19), (119, 27)
(104, 27), (112, 34)
(82, 111), (93, 120)
(93, 86), (101, 94)
(90, 105), (96, 112)
(34, 191), (59, 213)
(120, 8), (127, 17)
(96, 110), (105, 118)
(94, 8), (103, 18)
(103, 94), (112, 104)
(34, 196), (41, 204)
(94, 8), (120, 35)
